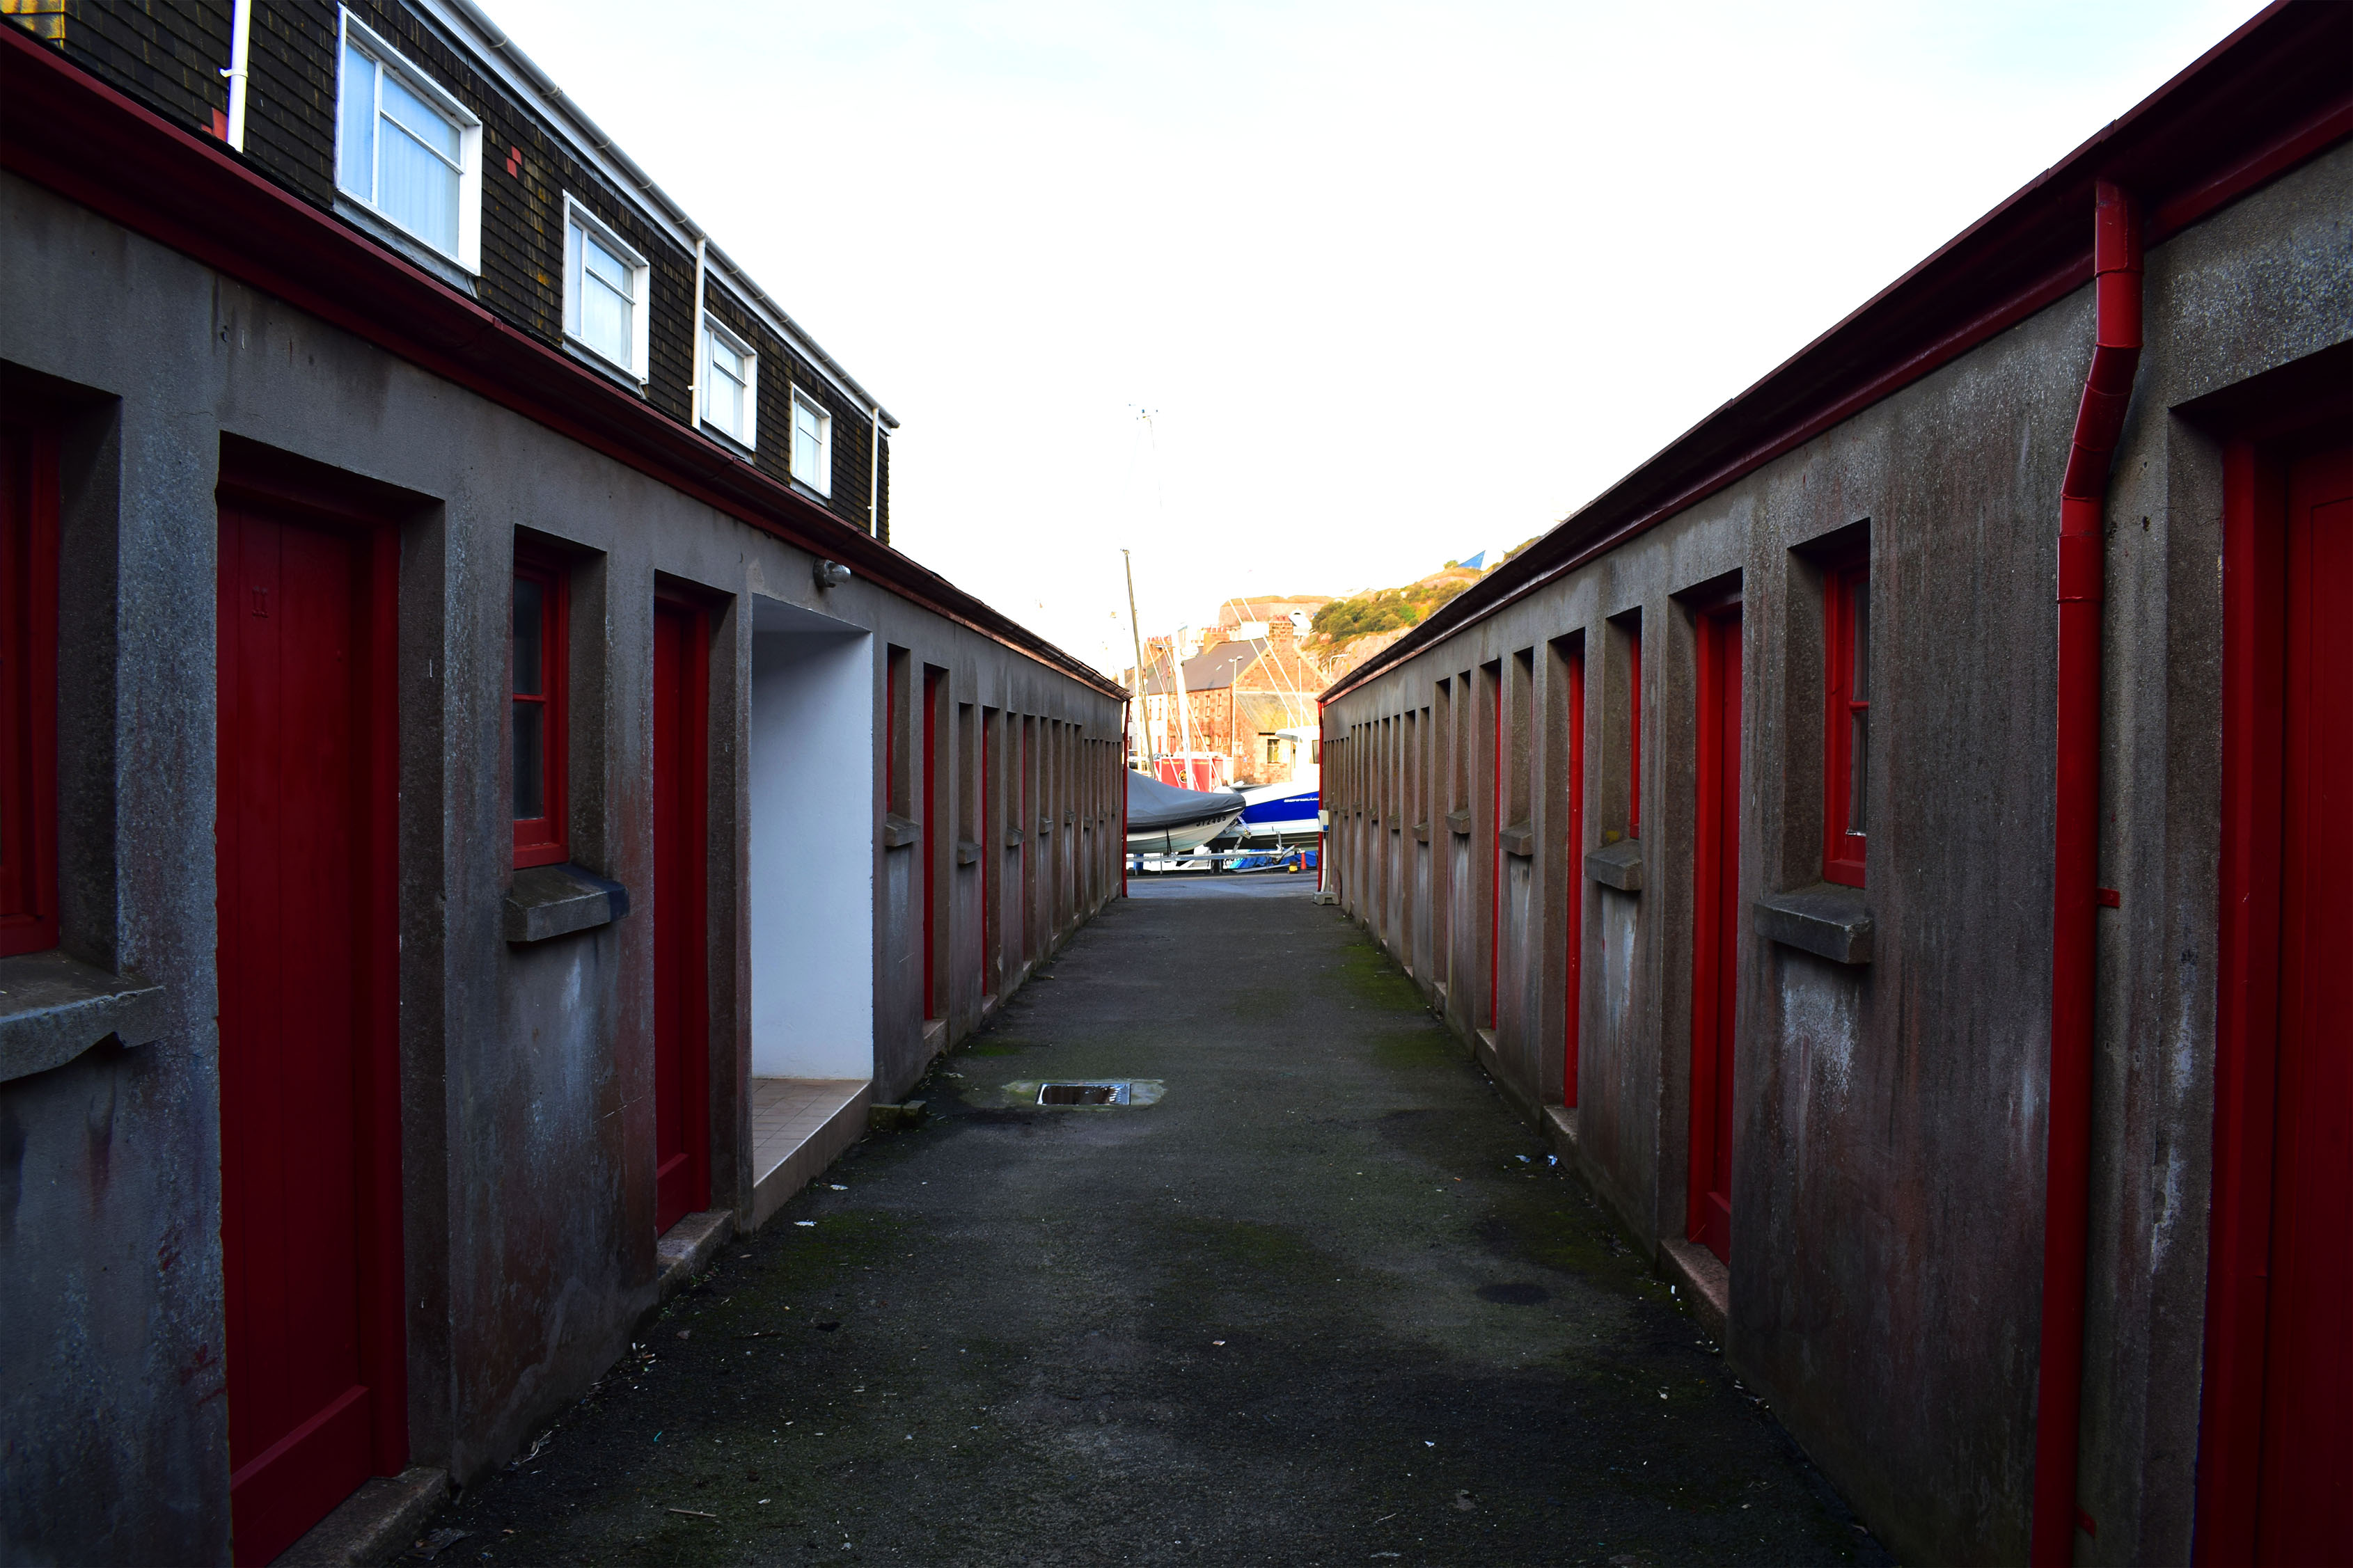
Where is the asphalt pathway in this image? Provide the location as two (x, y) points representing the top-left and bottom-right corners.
(420, 874), (1888, 1567)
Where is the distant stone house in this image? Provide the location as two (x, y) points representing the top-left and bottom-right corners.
(1138, 618), (1324, 786)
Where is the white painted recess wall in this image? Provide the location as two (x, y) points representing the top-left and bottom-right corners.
(748, 596), (874, 1079)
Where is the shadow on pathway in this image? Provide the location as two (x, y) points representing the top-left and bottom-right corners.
(417, 876), (1891, 1566)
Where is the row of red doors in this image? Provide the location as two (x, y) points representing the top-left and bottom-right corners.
(1548, 608), (1736, 1269)
(1607, 439), (2345, 1558)
(217, 489), (711, 1564)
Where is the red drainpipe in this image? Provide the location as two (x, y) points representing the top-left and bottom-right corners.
(2030, 178), (2142, 1568)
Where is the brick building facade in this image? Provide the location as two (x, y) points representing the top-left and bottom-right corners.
(1136, 617), (1323, 786)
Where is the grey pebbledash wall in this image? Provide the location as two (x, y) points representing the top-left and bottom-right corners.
(0, 161), (1120, 1564)
(1317, 141), (2352, 1566)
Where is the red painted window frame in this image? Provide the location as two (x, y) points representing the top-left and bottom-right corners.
(1823, 555), (1870, 887)
(510, 546), (569, 867)
(0, 420), (61, 957)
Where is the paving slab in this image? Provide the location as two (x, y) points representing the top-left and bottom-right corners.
(417, 877), (1890, 1566)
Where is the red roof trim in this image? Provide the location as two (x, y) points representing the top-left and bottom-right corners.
(0, 25), (1125, 701)
(1324, 0), (2352, 701)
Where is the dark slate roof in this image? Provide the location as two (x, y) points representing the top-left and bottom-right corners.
(1144, 640), (1266, 696)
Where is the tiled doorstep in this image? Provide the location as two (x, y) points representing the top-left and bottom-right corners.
(749, 1077), (871, 1230)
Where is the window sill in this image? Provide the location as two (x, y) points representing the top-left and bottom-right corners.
(1412, 821), (1430, 844)
(0, 951), (168, 1083)
(504, 862), (631, 944)
(1003, 827), (1025, 847)
(1445, 808), (1473, 837)
(955, 839), (982, 866)
(1754, 882), (1873, 965)
(1501, 821), (1535, 858)
(697, 420), (757, 461)
(1586, 839), (1643, 892)
(331, 196), (477, 296)
(883, 814), (920, 849)
(560, 337), (647, 395)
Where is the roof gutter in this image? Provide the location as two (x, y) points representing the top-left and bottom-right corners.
(438, 0), (899, 430)
(1318, 0), (2347, 705)
(0, 25), (1107, 699)
(2031, 178), (2142, 1568)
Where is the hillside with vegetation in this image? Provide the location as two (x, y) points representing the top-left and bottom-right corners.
(1303, 542), (1539, 683)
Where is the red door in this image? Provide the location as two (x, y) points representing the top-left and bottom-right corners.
(1489, 667), (1503, 1030)
(652, 599), (710, 1235)
(1688, 603), (1741, 1263)
(1564, 642), (1585, 1107)
(2198, 440), (2350, 1565)
(217, 491), (402, 1566)
(922, 668), (942, 1019)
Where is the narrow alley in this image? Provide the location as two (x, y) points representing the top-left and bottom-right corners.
(416, 879), (1886, 1567)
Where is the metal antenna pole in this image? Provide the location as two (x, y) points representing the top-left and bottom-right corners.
(1122, 548), (1158, 773)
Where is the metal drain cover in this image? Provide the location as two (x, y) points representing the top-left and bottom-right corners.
(1039, 1081), (1131, 1105)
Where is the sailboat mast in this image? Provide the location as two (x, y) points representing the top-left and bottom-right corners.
(1122, 548), (1156, 772)
(1172, 624), (1197, 757)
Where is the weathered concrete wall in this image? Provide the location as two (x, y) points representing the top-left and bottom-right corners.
(0, 164), (1124, 1564)
(1319, 143), (2353, 1563)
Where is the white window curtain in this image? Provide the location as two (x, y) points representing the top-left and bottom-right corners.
(337, 31), (469, 262)
(577, 228), (634, 368)
(792, 393), (831, 492)
(704, 329), (755, 445)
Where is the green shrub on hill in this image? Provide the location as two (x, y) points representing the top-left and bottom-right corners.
(1309, 574), (1474, 642)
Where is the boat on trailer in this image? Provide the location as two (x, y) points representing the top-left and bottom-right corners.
(1125, 768), (1246, 857)
(1209, 780), (1321, 853)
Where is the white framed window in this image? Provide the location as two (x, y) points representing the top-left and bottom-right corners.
(790, 388), (832, 493)
(562, 196), (650, 381)
(335, 11), (481, 270)
(700, 321), (757, 448)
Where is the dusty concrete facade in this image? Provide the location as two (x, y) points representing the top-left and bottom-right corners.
(0, 32), (1124, 1568)
(1319, 32), (2350, 1567)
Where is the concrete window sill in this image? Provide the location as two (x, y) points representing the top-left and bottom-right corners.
(1754, 882), (1873, 965)
(331, 196), (478, 298)
(1501, 821), (1535, 858)
(1412, 821), (1430, 844)
(0, 951), (168, 1082)
(955, 839), (982, 866)
(1003, 827), (1025, 847)
(883, 814), (920, 848)
(1445, 808), (1472, 837)
(503, 863), (631, 944)
(1587, 839), (1643, 891)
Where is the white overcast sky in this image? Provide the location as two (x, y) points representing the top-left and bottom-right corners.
(482, 0), (2260, 674)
